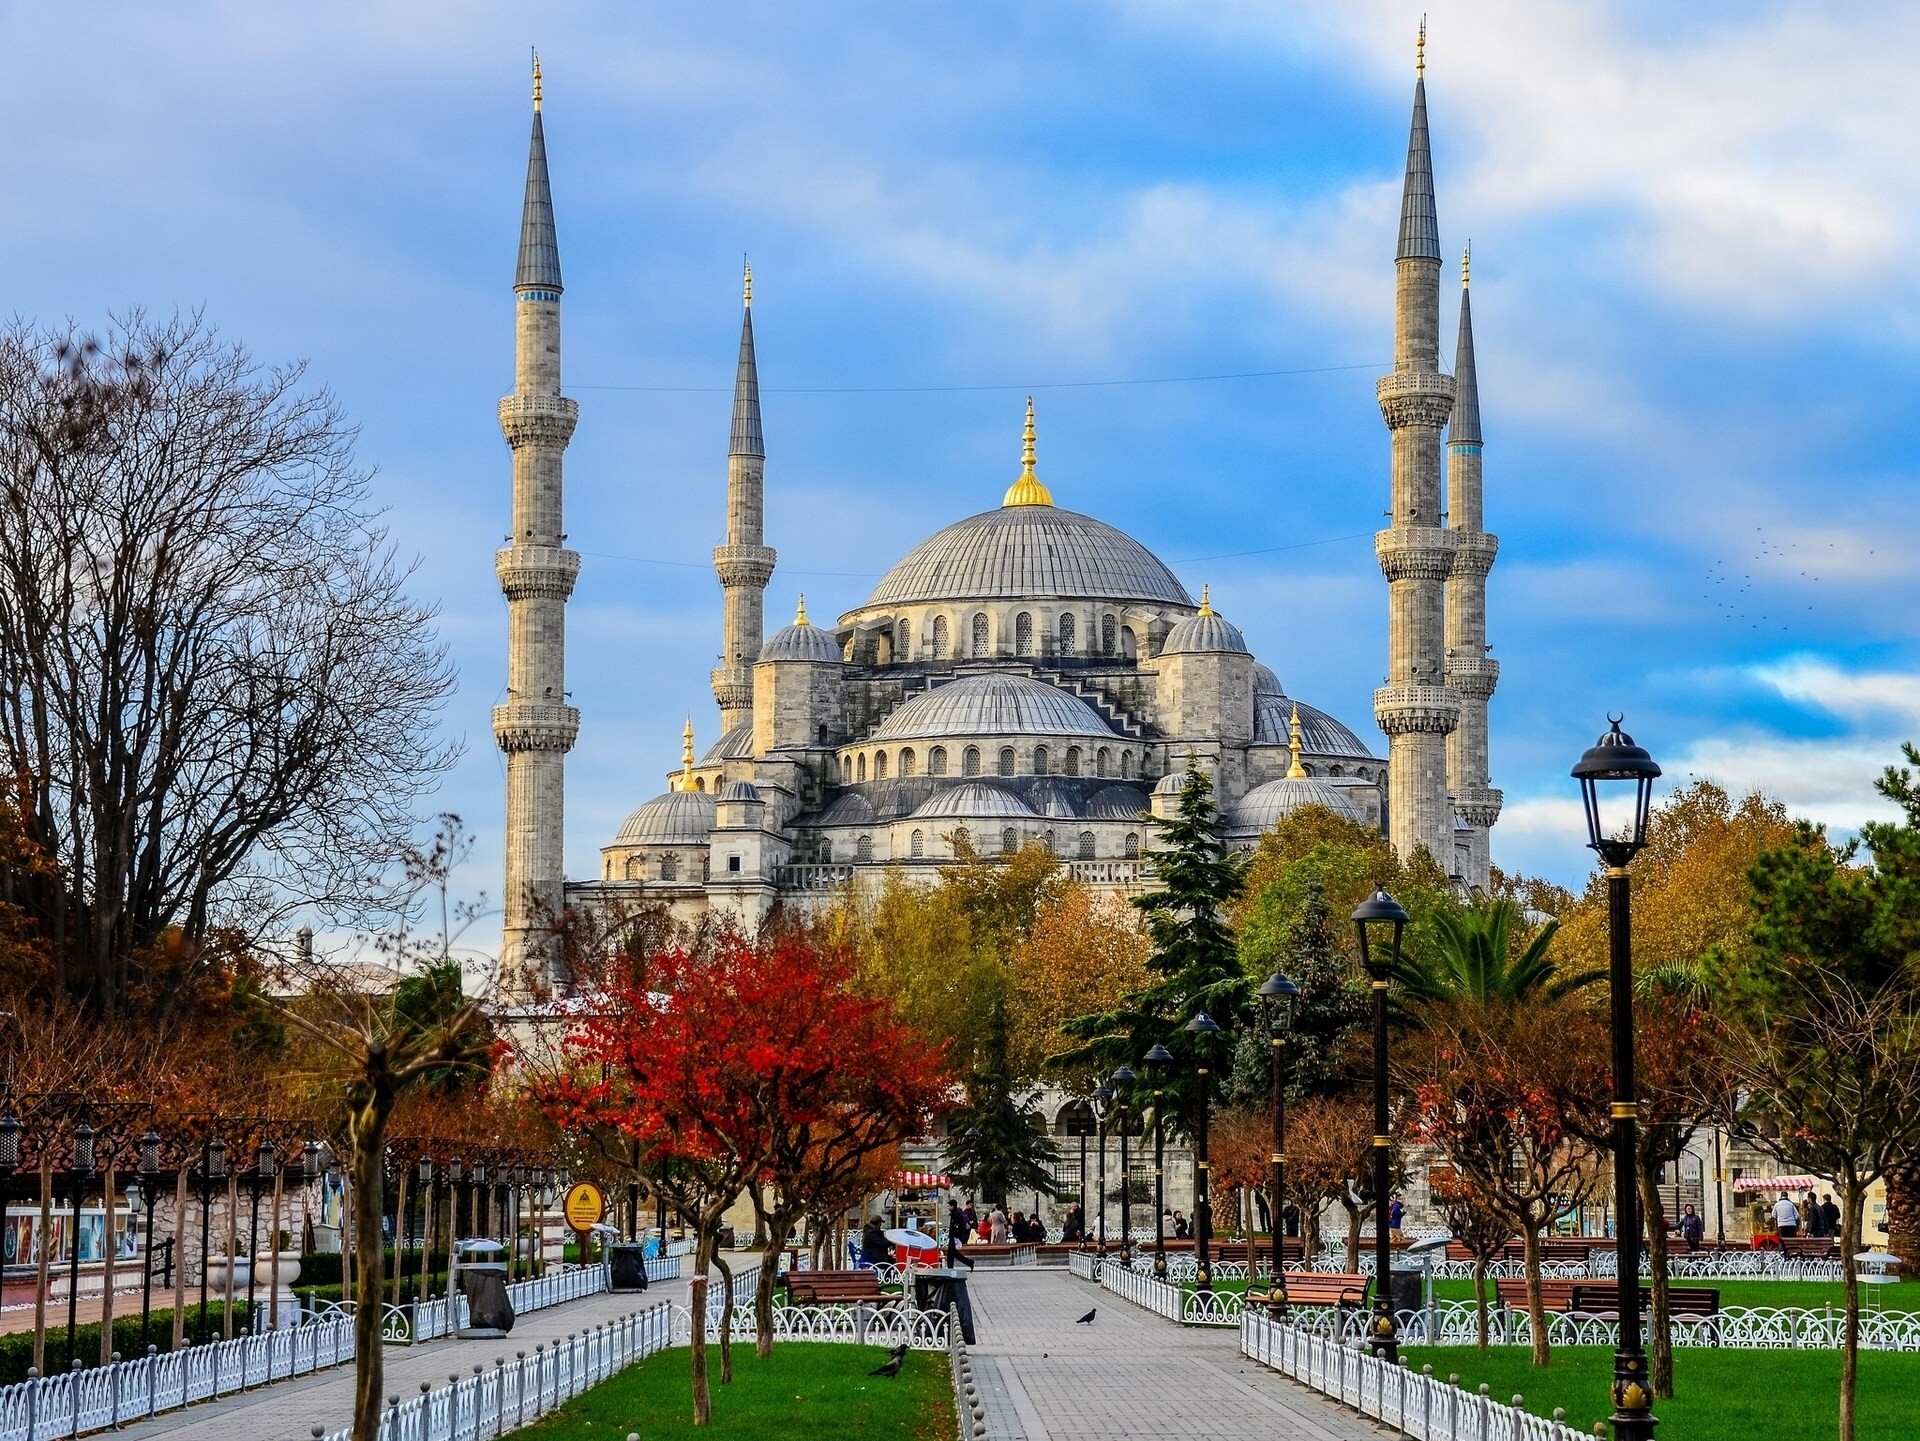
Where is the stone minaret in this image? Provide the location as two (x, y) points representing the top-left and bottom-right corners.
(494, 56), (580, 983)
(711, 263), (775, 735)
(1373, 29), (1461, 871)
(1445, 247), (1502, 889)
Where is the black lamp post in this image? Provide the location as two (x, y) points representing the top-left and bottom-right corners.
(449, 1156), (465, 1242)
(515, 1163), (529, 1280)
(1110, 1065), (1137, 1265)
(1258, 971), (1300, 1311)
(197, 1138), (226, 1345)
(245, 1142), (274, 1330)
(415, 1156), (433, 1307)
(473, 1160), (489, 1238)
(0, 1109), (18, 1320)
(1090, 1084), (1113, 1255)
(1185, 1010), (1221, 1293)
(1353, 887), (1408, 1362)
(1143, 1044), (1173, 1280)
(65, 1120), (96, 1363)
(1075, 1104), (1090, 1247)
(136, 1130), (161, 1350)
(1573, 716), (1662, 1441)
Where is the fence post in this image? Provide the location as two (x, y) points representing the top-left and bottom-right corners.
(110, 1351), (122, 1429)
(146, 1346), (157, 1419)
(516, 1353), (526, 1429)
(71, 1358), (83, 1438)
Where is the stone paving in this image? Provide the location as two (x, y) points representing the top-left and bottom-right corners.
(964, 1269), (1375, 1441)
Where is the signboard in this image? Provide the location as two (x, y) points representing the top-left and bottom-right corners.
(563, 1181), (606, 1232)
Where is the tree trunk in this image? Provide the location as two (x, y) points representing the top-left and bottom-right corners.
(713, 1252), (735, 1385)
(688, 1230), (714, 1427)
(1884, 1159), (1920, 1281)
(33, 1155), (50, 1371)
(1639, 1155), (1674, 1399)
(755, 1226), (785, 1359)
(347, 1097), (392, 1441)
(1520, 1220), (1550, 1367)
(222, 1173), (238, 1339)
(1472, 1253), (1490, 1349)
(390, 1166), (408, 1309)
(99, 1160), (117, 1365)
(1839, 1177), (1862, 1441)
(171, 1168), (189, 1349)
(1341, 1197), (1361, 1273)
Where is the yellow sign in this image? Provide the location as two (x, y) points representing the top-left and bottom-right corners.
(563, 1181), (605, 1231)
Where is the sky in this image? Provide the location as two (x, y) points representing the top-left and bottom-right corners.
(5, 0), (1917, 933)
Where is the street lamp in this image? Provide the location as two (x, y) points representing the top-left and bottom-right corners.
(1185, 1011), (1222, 1293)
(1258, 971), (1301, 1313)
(1110, 1065), (1137, 1265)
(449, 1156), (465, 1241)
(65, 1120), (97, 1363)
(1143, 1044), (1173, 1280)
(1090, 1083), (1113, 1255)
(0, 1108), (19, 1332)
(1353, 887), (1408, 1362)
(245, 1142), (275, 1329)
(1573, 716), (1662, 1441)
(197, 1137), (226, 1345)
(415, 1156), (434, 1309)
(136, 1130), (162, 1350)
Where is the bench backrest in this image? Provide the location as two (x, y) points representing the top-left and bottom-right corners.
(1569, 1284), (1720, 1316)
(1493, 1278), (1581, 1311)
(1282, 1274), (1371, 1306)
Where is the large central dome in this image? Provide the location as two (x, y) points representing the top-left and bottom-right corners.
(865, 505), (1193, 610)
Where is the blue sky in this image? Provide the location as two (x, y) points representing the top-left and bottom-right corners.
(6, 1), (1917, 925)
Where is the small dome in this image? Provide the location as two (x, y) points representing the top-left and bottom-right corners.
(1160, 590), (1248, 656)
(1232, 776), (1363, 833)
(718, 780), (763, 803)
(1153, 772), (1187, 797)
(872, 674), (1116, 744)
(759, 610), (843, 664)
(910, 782), (1039, 821)
(816, 792), (876, 826)
(700, 722), (755, 765)
(1083, 784), (1151, 820)
(614, 788), (717, 846)
(1252, 664), (1285, 697)
(1255, 694), (1377, 759)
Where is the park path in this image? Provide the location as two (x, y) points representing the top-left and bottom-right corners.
(963, 1269), (1375, 1441)
(94, 1275), (692, 1441)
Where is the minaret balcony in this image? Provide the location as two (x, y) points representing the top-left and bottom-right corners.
(1376, 370), (1457, 430)
(495, 546), (581, 600)
(1373, 684), (1460, 736)
(710, 669), (754, 713)
(1452, 786), (1504, 829)
(492, 701), (580, 753)
(497, 393), (580, 448)
(1449, 531), (1499, 577)
(1374, 527), (1454, 582)
(1444, 655), (1500, 699)
(713, 543), (776, 589)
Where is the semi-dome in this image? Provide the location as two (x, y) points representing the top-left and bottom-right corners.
(872, 674), (1117, 743)
(614, 788), (717, 846)
(1252, 664), (1285, 697)
(1233, 776), (1363, 832)
(759, 596), (843, 662)
(1160, 589), (1249, 655)
(1255, 694), (1377, 759)
(700, 723), (754, 766)
(717, 780), (763, 803)
(862, 506), (1193, 610)
(910, 782), (1039, 820)
(1083, 784), (1151, 820)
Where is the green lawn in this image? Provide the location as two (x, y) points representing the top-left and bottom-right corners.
(1400, 1345), (1920, 1441)
(516, 1342), (952, 1440)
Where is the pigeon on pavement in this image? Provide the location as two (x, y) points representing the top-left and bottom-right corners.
(1075, 1308), (1096, 1324)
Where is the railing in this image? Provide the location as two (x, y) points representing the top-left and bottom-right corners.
(947, 1304), (983, 1441)
(672, 1302), (949, 1350)
(316, 1304), (674, 1441)
(1098, 1262), (1185, 1323)
(1067, 1252), (1102, 1282)
(1241, 1309), (1582, 1441)
(1386, 1300), (1920, 1352)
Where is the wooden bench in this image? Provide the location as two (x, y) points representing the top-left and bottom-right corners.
(1570, 1284), (1720, 1321)
(1771, 1236), (1839, 1259)
(784, 1270), (897, 1306)
(1539, 1238), (1602, 1264)
(1494, 1278), (1583, 1313)
(1248, 1273), (1371, 1309)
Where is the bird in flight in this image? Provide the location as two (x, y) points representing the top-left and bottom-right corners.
(1075, 1308), (1097, 1324)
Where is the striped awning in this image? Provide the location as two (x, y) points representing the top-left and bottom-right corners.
(1732, 1175), (1824, 1193)
(896, 1171), (950, 1189)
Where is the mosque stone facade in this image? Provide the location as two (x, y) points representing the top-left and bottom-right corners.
(496, 59), (1500, 979)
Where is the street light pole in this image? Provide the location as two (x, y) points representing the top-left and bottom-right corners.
(1185, 1011), (1222, 1293)
(1143, 1045), (1172, 1280)
(1091, 1084), (1112, 1257)
(197, 1138), (226, 1345)
(1258, 972), (1300, 1312)
(1353, 888), (1409, 1363)
(1111, 1066), (1137, 1266)
(246, 1142), (274, 1332)
(136, 1130), (161, 1351)
(66, 1120), (96, 1364)
(1574, 716), (1663, 1441)
(0, 1109), (18, 1339)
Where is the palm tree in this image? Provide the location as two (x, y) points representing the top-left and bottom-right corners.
(1396, 899), (1597, 1009)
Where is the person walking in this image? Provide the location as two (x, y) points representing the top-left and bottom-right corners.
(1820, 1194), (1841, 1239)
(945, 1200), (975, 1271)
(1773, 1191), (1801, 1239)
(1679, 1204), (1704, 1251)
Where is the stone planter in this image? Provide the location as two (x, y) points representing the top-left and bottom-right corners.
(256, 1250), (304, 1329)
(203, 1257), (251, 1293)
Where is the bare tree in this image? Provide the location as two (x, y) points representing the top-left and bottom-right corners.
(0, 313), (456, 1014)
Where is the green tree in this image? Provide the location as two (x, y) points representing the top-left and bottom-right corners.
(1397, 899), (1597, 1008)
(943, 1003), (1060, 1208)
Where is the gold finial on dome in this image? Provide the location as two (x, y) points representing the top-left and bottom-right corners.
(1287, 704), (1308, 779)
(743, 256), (752, 308)
(1416, 16), (1426, 77)
(1198, 584), (1214, 618)
(794, 593), (807, 624)
(1002, 396), (1054, 507)
(677, 715), (695, 788)
(532, 50), (543, 111)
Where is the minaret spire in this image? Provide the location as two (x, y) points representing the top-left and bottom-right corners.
(712, 259), (776, 735)
(1445, 242), (1501, 889)
(1374, 29), (1461, 874)
(496, 59), (582, 988)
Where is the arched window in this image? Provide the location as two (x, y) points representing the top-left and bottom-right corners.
(998, 747), (1016, 777)
(660, 853), (678, 881)
(1120, 751), (1134, 779)
(1329, 764), (1344, 777)
(931, 616), (949, 660)
(695, 777), (705, 792)
(625, 855), (643, 880)
(1120, 625), (1137, 660)
(1065, 746), (1081, 777)
(1102, 615), (1117, 655)
(873, 751), (889, 780)
(856, 834), (874, 862)
(954, 826), (970, 851)
(819, 839), (833, 863)
(1015, 612), (1034, 656)
(894, 621), (909, 661)
(900, 748), (916, 777)
(1045, 829), (1056, 853)
(963, 746), (981, 777)
(910, 829), (925, 859)
(1096, 746), (1111, 778)
(1124, 833), (1140, 859)
(1058, 613), (1076, 655)
(1001, 827), (1018, 856)
(857, 753), (867, 782)
(841, 755), (853, 783)
(929, 746), (948, 776)
(1033, 745), (1049, 776)
(1078, 830), (1096, 860)
(971, 613), (989, 657)
(818, 723), (829, 745)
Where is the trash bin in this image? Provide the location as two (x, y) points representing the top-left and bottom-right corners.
(912, 1267), (975, 1345)
(608, 1243), (650, 1293)
(1386, 1264), (1422, 1318)
(457, 1262), (514, 1337)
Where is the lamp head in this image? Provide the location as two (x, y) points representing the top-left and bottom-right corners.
(449, 1156), (463, 1183)
(1257, 972), (1300, 1033)
(0, 1111), (18, 1174)
(1109, 1064), (1137, 1098)
(256, 1141), (277, 1180)
(418, 1155), (432, 1185)
(138, 1129), (162, 1177)
(301, 1140), (321, 1182)
(207, 1138), (227, 1180)
(1183, 1010), (1221, 1038)
(72, 1121), (96, 1176)
(1572, 716), (1662, 867)
(1351, 888), (1410, 979)
(1091, 1083), (1112, 1117)
(1142, 1043), (1173, 1081)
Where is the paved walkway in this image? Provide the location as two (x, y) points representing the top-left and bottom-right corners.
(964, 1270), (1374, 1441)
(100, 1276), (693, 1441)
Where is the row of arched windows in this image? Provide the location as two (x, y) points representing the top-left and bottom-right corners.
(609, 852), (710, 883)
(881, 609), (1138, 663)
(842, 829), (1142, 863)
(840, 743), (1137, 784)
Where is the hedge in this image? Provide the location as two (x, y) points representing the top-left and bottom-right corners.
(0, 1302), (255, 1385)
(293, 1249), (449, 1289)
